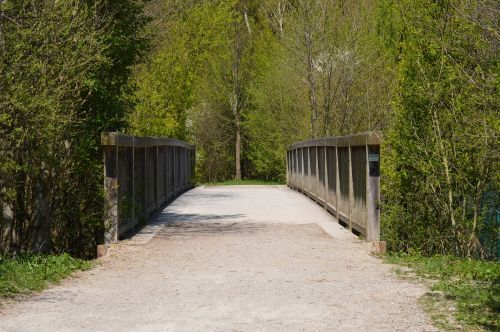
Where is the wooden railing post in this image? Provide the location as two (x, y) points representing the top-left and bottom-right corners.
(167, 147), (169, 196)
(144, 142), (148, 215)
(324, 145), (328, 208)
(155, 141), (159, 210)
(301, 148), (305, 191)
(307, 147), (311, 193)
(287, 151), (291, 185)
(366, 145), (381, 241)
(103, 136), (118, 244)
(315, 146), (319, 197)
(348, 146), (354, 231)
(173, 147), (176, 194)
(132, 137), (135, 232)
(335, 146), (340, 220)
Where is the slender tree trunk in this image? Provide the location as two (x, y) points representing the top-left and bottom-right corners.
(278, 2), (284, 38)
(432, 110), (456, 228)
(301, 4), (318, 138)
(305, 39), (318, 137)
(235, 120), (241, 180)
(322, 64), (334, 136)
(243, 7), (252, 35)
(231, 12), (243, 181)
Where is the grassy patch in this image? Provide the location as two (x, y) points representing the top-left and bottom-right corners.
(0, 254), (91, 299)
(385, 253), (500, 331)
(204, 179), (284, 186)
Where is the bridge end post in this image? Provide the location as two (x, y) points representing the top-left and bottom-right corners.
(103, 135), (119, 245)
(366, 144), (381, 242)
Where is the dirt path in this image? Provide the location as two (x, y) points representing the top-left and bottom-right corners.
(0, 186), (435, 331)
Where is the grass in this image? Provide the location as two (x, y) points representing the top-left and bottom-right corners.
(0, 254), (92, 300)
(204, 179), (285, 186)
(385, 253), (500, 331)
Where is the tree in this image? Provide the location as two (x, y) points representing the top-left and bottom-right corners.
(0, 0), (146, 257)
(381, 0), (499, 258)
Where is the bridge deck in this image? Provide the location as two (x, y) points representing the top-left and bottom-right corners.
(0, 186), (434, 331)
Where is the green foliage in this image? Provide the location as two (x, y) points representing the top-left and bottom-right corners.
(0, 254), (91, 299)
(133, 0), (393, 183)
(245, 28), (308, 181)
(0, 0), (147, 257)
(129, 0), (241, 181)
(129, 0), (237, 140)
(386, 253), (500, 330)
(380, 0), (499, 258)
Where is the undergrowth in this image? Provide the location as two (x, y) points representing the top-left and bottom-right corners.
(385, 253), (499, 331)
(0, 254), (91, 299)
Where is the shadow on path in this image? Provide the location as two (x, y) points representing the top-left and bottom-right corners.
(156, 212), (268, 238)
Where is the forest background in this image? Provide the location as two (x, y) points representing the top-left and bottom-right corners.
(0, 0), (498, 259)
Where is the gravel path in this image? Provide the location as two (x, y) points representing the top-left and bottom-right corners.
(0, 185), (436, 331)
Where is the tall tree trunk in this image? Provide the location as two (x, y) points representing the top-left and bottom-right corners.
(235, 119), (241, 180)
(232, 14), (243, 180)
(302, 6), (318, 138)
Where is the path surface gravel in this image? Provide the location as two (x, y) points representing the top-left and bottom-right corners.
(0, 185), (436, 331)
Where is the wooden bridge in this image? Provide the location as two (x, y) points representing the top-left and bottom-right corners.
(101, 131), (381, 247)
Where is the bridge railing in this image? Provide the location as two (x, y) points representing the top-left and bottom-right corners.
(102, 133), (195, 244)
(287, 132), (381, 241)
